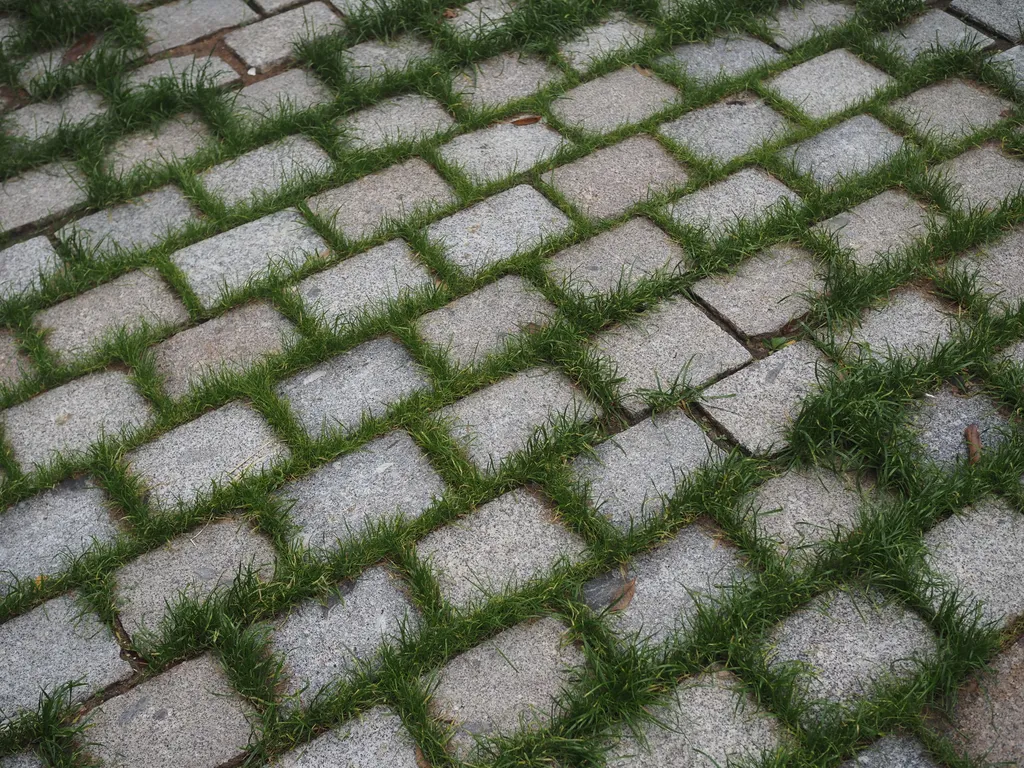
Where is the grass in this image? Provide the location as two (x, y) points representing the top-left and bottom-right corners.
(1, 0), (1024, 765)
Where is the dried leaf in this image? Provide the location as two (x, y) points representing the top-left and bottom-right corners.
(632, 64), (652, 77)
(609, 578), (636, 612)
(62, 33), (97, 65)
(443, 7), (459, 18)
(511, 115), (542, 126)
(415, 745), (431, 768)
(965, 424), (982, 465)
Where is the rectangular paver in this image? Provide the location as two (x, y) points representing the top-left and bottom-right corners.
(224, 2), (341, 72)
(881, 9), (992, 63)
(906, 386), (1009, 468)
(439, 119), (566, 185)
(932, 144), (1024, 212)
(551, 67), (678, 134)
(105, 113), (212, 178)
(660, 92), (790, 164)
(337, 94), (456, 150)
(769, 0), (855, 49)
(559, 13), (652, 72)
(779, 114), (907, 189)
(666, 168), (800, 239)
(0, 162), (88, 236)
(658, 33), (783, 84)
(274, 707), (420, 767)
(766, 49), (894, 120)
(231, 68), (334, 124)
(0, 236), (60, 299)
(831, 286), (957, 361)
(141, 0), (259, 55)
(8, 87), (107, 142)
(891, 79), (1011, 144)
(452, 52), (561, 110)
(341, 35), (434, 81)
(126, 54), (241, 91)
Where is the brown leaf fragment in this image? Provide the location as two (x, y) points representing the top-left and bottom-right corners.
(443, 7), (459, 18)
(511, 115), (542, 126)
(965, 423), (982, 465)
(415, 745), (432, 768)
(609, 578), (636, 612)
(62, 33), (97, 65)
(632, 64), (652, 77)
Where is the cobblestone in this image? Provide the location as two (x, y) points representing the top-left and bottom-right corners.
(341, 35), (434, 81)
(224, 2), (340, 72)
(769, 0), (856, 50)
(881, 10), (992, 63)
(105, 113), (212, 178)
(994, 44), (1024, 89)
(558, 13), (652, 72)
(660, 92), (790, 164)
(0, 331), (31, 388)
(957, 226), (1024, 311)
(0, 753), (43, 768)
(657, 33), (783, 85)
(126, 53), (241, 90)
(840, 735), (940, 768)
(932, 144), (1024, 211)
(666, 168), (800, 239)
(907, 386), (1010, 468)
(832, 286), (957, 361)
(949, 0), (1024, 43)
(0, 236), (60, 298)
(0, 162), (88, 236)
(274, 706), (420, 766)
(439, 119), (566, 185)
(892, 79), (1011, 144)
(231, 68), (334, 124)
(452, 52), (561, 110)
(8, 87), (107, 142)
(443, 0), (516, 40)
(766, 49), (894, 120)
(779, 114), (906, 189)
(141, 0), (259, 55)
(550, 67), (679, 134)
(338, 94), (455, 150)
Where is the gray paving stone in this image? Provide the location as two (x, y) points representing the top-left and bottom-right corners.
(658, 33), (783, 85)
(702, 341), (828, 455)
(949, 0), (1024, 42)
(126, 53), (241, 90)
(114, 519), (276, 636)
(594, 297), (751, 417)
(666, 167), (800, 239)
(766, 586), (937, 714)
(769, 0), (856, 50)
(273, 706), (420, 767)
(105, 113), (213, 178)
(542, 135), (688, 220)
(892, 79), (1012, 144)
(273, 565), (419, 702)
(199, 135), (332, 209)
(84, 654), (255, 768)
(840, 735), (940, 768)
(779, 114), (906, 189)
(15, 47), (69, 93)
(141, 0), (259, 55)
(0, 753), (44, 768)
(171, 208), (329, 309)
(276, 336), (431, 438)
(231, 69), (334, 124)
(572, 409), (725, 530)
(660, 92), (790, 164)
(7, 87), (107, 142)
(1, 370), (154, 471)
(0, 236), (60, 299)
(766, 49), (894, 120)
(693, 245), (824, 337)
(993, 44), (1024, 89)
(152, 301), (298, 399)
(0, 162), (88, 236)
(338, 94), (455, 151)
(417, 488), (586, 609)
(34, 269), (189, 361)
(123, 401), (290, 512)
(0, 594), (132, 723)
(452, 52), (561, 110)
(955, 226), (1024, 311)
(307, 158), (455, 242)
(278, 429), (445, 550)
(341, 35), (433, 82)
(57, 186), (198, 258)
(811, 189), (940, 268)
(606, 669), (787, 768)
(439, 367), (598, 473)
(932, 144), (1024, 212)
(224, 2), (340, 72)
(559, 13), (652, 72)
(880, 10), (993, 63)
(0, 478), (119, 596)
(427, 616), (584, 758)
(0, 330), (31, 388)
(832, 286), (957, 361)
(426, 184), (571, 276)
(544, 217), (687, 295)
(327, 0), (394, 15)
(439, 119), (566, 185)
(550, 67), (679, 135)
(907, 386), (1009, 468)
(417, 274), (555, 368)
(444, 0), (516, 40)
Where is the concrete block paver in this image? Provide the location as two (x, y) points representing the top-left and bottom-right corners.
(994, 44), (1024, 89)
(660, 92), (790, 164)
(0, 236), (60, 298)
(957, 227), (1024, 311)
(444, 0), (517, 40)
(891, 79), (1012, 143)
(231, 69), (334, 124)
(551, 67), (679, 134)
(931, 144), (1024, 212)
(779, 114), (906, 189)
(0, 753), (44, 768)
(341, 35), (434, 81)
(126, 54), (241, 91)
(452, 52), (561, 110)
(0, 330), (31, 388)
(274, 706), (420, 766)
(833, 286), (957, 361)
(840, 735), (941, 768)
(0, 162), (88, 236)
(338, 94), (455, 150)
(949, 0), (1024, 42)
(766, 49), (894, 120)
(224, 2), (341, 72)
(8, 87), (107, 142)
(666, 167), (800, 239)
(769, 0), (856, 50)
(907, 386), (1009, 468)
(440, 119), (566, 185)
(106, 114), (212, 178)
(141, 0), (259, 55)
(658, 33), (783, 85)
(559, 13), (652, 72)
(881, 10), (992, 63)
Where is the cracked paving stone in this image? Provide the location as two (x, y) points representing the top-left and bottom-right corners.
(273, 706), (420, 766)
(660, 91), (791, 164)
(224, 2), (341, 72)
(880, 10), (992, 63)
(950, 0), (1024, 42)
(558, 12), (653, 72)
(840, 735), (941, 768)
(658, 33), (783, 85)
(341, 35), (434, 81)
(141, 0), (258, 55)
(105, 113), (212, 178)
(439, 119), (566, 185)
(550, 66), (679, 134)
(0, 330), (32, 388)
(0, 236), (60, 299)
(338, 93), (456, 150)
(831, 286), (958, 361)
(126, 53), (241, 91)
(231, 68), (334, 124)
(7, 87), (106, 143)
(444, 0), (517, 40)
(452, 52), (561, 110)
(956, 227), (1024, 312)
(768, 0), (856, 50)
(931, 144), (1024, 212)
(891, 79), (1012, 144)
(766, 49), (894, 120)
(907, 385), (1010, 468)
(0, 162), (88, 236)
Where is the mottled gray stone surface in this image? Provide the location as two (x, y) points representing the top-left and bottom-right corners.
(106, 115), (211, 178)
(0, 331), (31, 388)
(881, 10), (992, 63)
(341, 35), (433, 81)
(417, 488), (586, 609)
(126, 54), (241, 91)
(907, 386), (1010, 468)
(231, 69), (334, 124)
(892, 79), (1011, 143)
(452, 52), (561, 110)
(0, 753), (44, 768)
(543, 135), (688, 220)
(439, 367), (598, 473)
(426, 184), (570, 276)
(141, 0), (259, 55)
(1, 370), (154, 471)
(276, 337), (431, 438)
(957, 226), (1024, 311)
(572, 409), (725, 530)
(558, 13), (652, 72)
(17, 46), (70, 93)
(124, 401), (290, 511)
(443, 0), (516, 40)
(660, 92), (790, 164)
(274, 707), (420, 767)
(338, 94), (455, 150)
(550, 67), (678, 134)
(224, 2), (340, 71)
(779, 114), (906, 189)
(833, 286), (957, 361)
(993, 44), (1024, 89)
(769, 0), (855, 50)
(84, 655), (255, 768)
(931, 144), (1024, 211)
(658, 33), (782, 84)
(950, 0), (1024, 42)
(839, 735), (940, 768)
(666, 168), (800, 238)
(0, 236), (60, 298)
(767, 49), (894, 120)
(8, 87), (106, 142)
(0, 162), (88, 236)
(440, 119), (565, 185)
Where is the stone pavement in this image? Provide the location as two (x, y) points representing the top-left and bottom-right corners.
(1, 0), (1024, 766)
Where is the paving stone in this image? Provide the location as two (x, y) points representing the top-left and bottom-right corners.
(0, 331), (31, 388)
(15, 47), (69, 92)
(542, 135), (688, 220)
(993, 44), (1024, 89)
(769, 0), (856, 50)
(558, 13), (652, 72)
(307, 158), (455, 242)
(224, 2), (340, 72)
(702, 341), (828, 455)
(908, 386), (1010, 468)
(572, 409), (725, 530)
(832, 286), (957, 361)
(126, 53), (241, 91)
(274, 706), (420, 767)
(123, 401), (290, 512)
(766, 49), (894, 120)
(585, 522), (748, 643)
(276, 336), (431, 438)
(693, 245), (824, 337)
(766, 586), (938, 714)
(594, 297), (751, 417)
(881, 10), (993, 63)
(955, 226), (1024, 311)
(417, 275), (555, 368)
(170, 208), (329, 309)
(892, 79), (1011, 144)
(417, 488), (586, 609)
(839, 735), (940, 768)
(605, 670), (787, 768)
(427, 617), (584, 758)
(452, 52), (561, 110)
(426, 184), (570, 276)
(0, 477), (119, 596)
(231, 68), (334, 124)
(812, 189), (940, 268)
(105, 113), (213, 178)
(141, 0), (259, 55)
(341, 35), (434, 81)
(660, 92), (790, 164)
(57, 186), (198, 258)
(0, 753), (44, 768)
(0, 594), (132, 723)
(779, 114), (906, 189)
(444, 0), (516, 40)
(7, 87), (107, 142)
(550, 67), (679, 134)
(658, 33), (783, 85)
(273, 565), (419, 702)
(114, 519), (275, 635)
(327, 0), (394, 15)
(439, 367), (598, 473)
(544, 217), (687, 295)
(278, 430), (445, 550)
(949, 0), (1024, 42)
(153, 301), (298, 399)
(932, 144), (1024, 212)
(34, 269), (188, 361)
(666, 167), (800, 239)
(0, 236), (60, 299)
(1, 370), (154, 471)
(84, 654), (255, 768)
(338, 94), (455, 151)
(0, 162), (88, 236)
(199, 134), (332, 209)
(439, 119), (566, 185)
